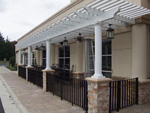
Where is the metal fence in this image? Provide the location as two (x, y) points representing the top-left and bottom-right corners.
(46, 72), (88, 112)
(109, 78), (138, 113)
(28, 68), (43, 88)
(18, 66), (26, 79)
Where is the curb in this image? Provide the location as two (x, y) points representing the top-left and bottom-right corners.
(0, 75), (29, 113)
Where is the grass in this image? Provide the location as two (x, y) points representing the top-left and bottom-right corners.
(0, 61), (9, 64)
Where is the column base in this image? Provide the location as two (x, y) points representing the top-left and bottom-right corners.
(44, 67), (52, 71)
(91, 73), (105, 79)
(26, 66), (33, 68)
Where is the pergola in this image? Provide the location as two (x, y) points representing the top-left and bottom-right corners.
(16, 0), (150, 78)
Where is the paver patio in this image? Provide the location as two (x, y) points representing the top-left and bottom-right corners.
(0, 67), (85, 113)
(0, 67), (150, 113)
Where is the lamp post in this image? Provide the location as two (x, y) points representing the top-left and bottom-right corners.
(106, 24), (114, 39)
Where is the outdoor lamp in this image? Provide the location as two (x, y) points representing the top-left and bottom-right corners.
(40, 44), (45, 50)
(63, 37), (68, 46)
(106, 24), (114, 39)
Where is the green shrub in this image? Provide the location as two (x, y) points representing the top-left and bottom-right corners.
(9, 56), (15, 67)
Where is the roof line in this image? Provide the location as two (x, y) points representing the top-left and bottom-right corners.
(17, 0), (84, 41)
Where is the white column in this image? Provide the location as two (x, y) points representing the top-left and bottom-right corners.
(18, 49), (21, 65)
(92, 24), (104, 79)
(45, 40), (52, 70)
(28, 46), (31, 67)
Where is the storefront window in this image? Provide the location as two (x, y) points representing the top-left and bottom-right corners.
(32, 52), (37, 66)
(21, 54), (23, 64)
(88, 40), (112, 78)
(42, 50), (46, 68)
(59, 46), (70, 69)
(24, 53), (28, 65)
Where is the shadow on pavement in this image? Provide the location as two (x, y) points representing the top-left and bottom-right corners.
(0, 98), (5, 113)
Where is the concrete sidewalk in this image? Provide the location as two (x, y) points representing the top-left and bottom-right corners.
(0, 67), (85, 113)
(0, 72), (21, 113)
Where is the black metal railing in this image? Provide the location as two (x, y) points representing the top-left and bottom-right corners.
(18, 66), (26, 79)
(28, 68), (43, 88)
(46, 72), (88, 112)
(109, 78), (138, 113)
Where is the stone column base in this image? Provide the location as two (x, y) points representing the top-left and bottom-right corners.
(42, 69), (55, 91)
(26, 66), (34, 82)
(138, 79), (150, 104)
(86, 77), (111, 113)
(71, 72), (84, 79)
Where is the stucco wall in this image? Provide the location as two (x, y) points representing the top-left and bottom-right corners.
(16, 51), (18, 65)
(112, 31), (132, 78)
(125, 0), (141, 6)
(125, 0), (150, 8)
(70, 42), (77, 72)
(141, 0), (150, 8)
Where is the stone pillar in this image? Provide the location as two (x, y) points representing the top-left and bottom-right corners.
(42, 70), (55, 91)
(26, 67), (34, 81)
(132, 24), (148, 79)
(86, 78), (111, 113)
(18, 49), (21, 65)
(27, 46), (32, 67)
(138, 80), (150, 104)
(92, 24), (104, 79)
(45, 40), (52, 71)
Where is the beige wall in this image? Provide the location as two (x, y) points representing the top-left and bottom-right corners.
(16, 51), (18, 65)
(112, 31), (132, 78)
(70, 42), (77, 72)
(51, 45), (55, 66)
(125, 0), (150, 8)
(141, 0), (150, 8)
(132, 24), (149, 79)
(125, 0), (141, 6)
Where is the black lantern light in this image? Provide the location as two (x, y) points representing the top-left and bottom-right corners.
(63, 37), (68, 46)
(40, 44), (45, 50)
(106, 24), (114, 39)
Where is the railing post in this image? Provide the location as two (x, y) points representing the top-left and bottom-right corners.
(136, 78), (138, 105)
(72, 78), (74, 106)
(61, 80), (63, 100)
(109, 82), (112, 113)
(117, 81), (121, 112)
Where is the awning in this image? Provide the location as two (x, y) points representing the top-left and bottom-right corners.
(16, 0), (150, 49)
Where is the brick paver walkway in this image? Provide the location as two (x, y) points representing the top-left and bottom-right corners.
(0, 67), (150, 113)
(0, 67), (85, 113)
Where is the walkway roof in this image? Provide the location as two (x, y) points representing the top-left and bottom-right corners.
(16, 0), (150, 49)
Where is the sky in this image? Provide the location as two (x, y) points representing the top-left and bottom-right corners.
(0, 0), (70, 41)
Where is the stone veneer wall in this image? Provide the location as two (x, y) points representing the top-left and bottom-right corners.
(86, 78), (111, 113)
(42, 71), (47, 91)
(71, 72), (84, 79)
(138, 80), (150, 104)
(42, 70), (55, 91)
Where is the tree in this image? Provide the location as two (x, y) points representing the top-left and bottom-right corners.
(0, 32), (5, 60)
(0, 32), (15, 61)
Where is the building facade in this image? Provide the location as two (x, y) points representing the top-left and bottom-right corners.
(16, 0), (150, 80)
